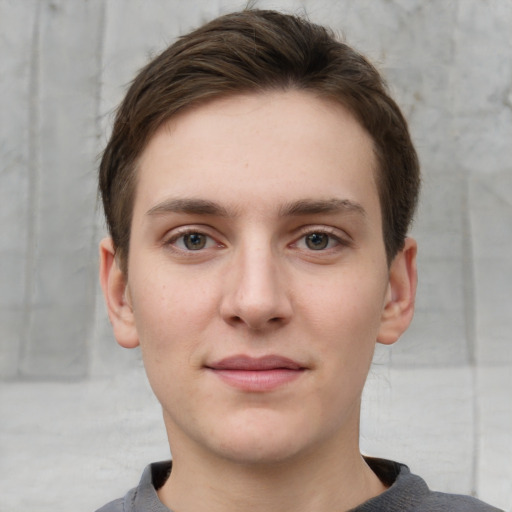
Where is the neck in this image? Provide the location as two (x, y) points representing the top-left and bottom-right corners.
(158, 428), (386, 512)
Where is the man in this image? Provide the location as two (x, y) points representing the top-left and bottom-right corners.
(97, 9), (499, 512)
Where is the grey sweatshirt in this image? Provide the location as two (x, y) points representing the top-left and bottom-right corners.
(95, 458), (502, 512)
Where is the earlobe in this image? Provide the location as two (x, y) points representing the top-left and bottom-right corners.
(377, 237), (417, 345)
(99, 237), (140, 349)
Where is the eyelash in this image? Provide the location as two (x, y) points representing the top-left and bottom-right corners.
(292, 227), (350, 252)
(164, 227), (221, 253)
(163, 226), (350, 254)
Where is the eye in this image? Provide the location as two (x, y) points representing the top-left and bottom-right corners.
(305, 232), (332, 250)
(182, 233), (208, 250)
(293, 230), (344, 251)
(168, 231), (217, 251)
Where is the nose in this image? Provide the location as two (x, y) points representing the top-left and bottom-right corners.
(220, 243), (292, 331)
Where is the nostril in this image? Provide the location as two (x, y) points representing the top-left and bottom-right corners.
(226, 314), (285, 329)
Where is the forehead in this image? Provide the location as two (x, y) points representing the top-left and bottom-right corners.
(134, 91), (379, 221)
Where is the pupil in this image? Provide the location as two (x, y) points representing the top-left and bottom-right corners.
(184, 233), (206, 250)
(306, 233), (328, 250)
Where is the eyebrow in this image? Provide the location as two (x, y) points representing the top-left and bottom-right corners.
(146, 197), (366, 218)
(278, 198), (366, 218)
(146, 198), (231, 217)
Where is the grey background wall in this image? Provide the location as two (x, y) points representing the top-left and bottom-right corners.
(0, 0), (511, 510)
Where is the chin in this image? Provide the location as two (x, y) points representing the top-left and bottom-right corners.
(207, 413), (321, 466)
(215, 435), (306, 466)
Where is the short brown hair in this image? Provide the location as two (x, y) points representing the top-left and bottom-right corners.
(99, 9), (420, 272)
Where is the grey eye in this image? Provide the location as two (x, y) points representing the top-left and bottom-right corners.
(305, 233), (329, 250)
(183, 233), (208, 250)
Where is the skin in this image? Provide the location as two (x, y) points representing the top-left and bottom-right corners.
(100, 90), (417, 512)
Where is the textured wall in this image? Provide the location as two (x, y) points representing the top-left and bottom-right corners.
(0, 1), (511, 511)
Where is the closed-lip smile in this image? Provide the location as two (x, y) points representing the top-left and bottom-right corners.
(205, 355), (306, 392)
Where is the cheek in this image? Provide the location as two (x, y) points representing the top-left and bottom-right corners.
(130, 271), (218, 356)
(300, 270), (387, 392)
(304, 270), (386, 335)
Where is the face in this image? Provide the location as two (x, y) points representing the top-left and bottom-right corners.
(101, 91), (416, 466)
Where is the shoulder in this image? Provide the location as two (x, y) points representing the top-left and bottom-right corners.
(94, 486), (138, 512)
(420, 491), (503, 512)
(94, 461), (172, 512)
(95, 497), (125, 512)
(361, 458), (503, 512)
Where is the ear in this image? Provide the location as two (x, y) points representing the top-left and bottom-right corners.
(99, 237), (139, 348)
(377, 237), (417, 345)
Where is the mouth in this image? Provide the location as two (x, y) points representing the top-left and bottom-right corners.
(205, 355), (306, 392)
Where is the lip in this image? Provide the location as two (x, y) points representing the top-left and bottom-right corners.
(205, 355), (306, 392)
